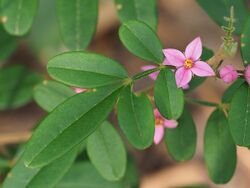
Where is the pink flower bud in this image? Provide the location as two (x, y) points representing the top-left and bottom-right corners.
(219, 65), (238, 84)
(245, 65), (250, 85)
(74, 88), (86, 93)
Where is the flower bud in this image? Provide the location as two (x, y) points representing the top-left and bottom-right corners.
(74, 88), (86, 93)
(219, 65), (238, 84)
(245, 65), (250, 85)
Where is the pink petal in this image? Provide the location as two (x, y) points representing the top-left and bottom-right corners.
(219, 65), (238, 84)
(163, 58), (171, 66)
(154, 108), (161, 118)
(162, 49), (185, 67)
(141, 65), (159, 80)
(154, 126), (164, 145)
(141, 65), (156, 71)
(175, 67), (192, 88)
(191, 61), (215, 77)
(221, 74), (235, 84)
(181, 84), (190, 90)
(164, 119), (178, 128)
(245, 65), (250, 85)
(185, 37), (202, 61)
(74, 88), (86, 93)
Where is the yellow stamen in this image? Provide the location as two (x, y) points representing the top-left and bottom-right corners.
(184, 59), (194, 69)
(155, 117), (164, 126)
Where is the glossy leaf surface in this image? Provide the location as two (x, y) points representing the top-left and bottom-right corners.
(87, 121), (127, 181)
(56, 0), (98, 50)
(48, 52), (128, 88)
(154, 68), (184, 119)
(241, 17), (250, 66)
(114, 0), (157, 29)
(117, 86), (154, 149)
(24, 84), (122, 168)
(56, 162), (124, 188)
(33, 80), (75, 112)
(3, 149), (78, 188)
(204, 109), (236, 184)
(228, 83), (250, 146)
(165, 107), (196, 161)
(119, 20), (163, 64)
(1, 0), (39, 35)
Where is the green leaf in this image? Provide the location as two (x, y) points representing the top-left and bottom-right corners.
(0, 25), (16, 63)
(23, 84), (123, 168)
(221, 78), (245, 103)
(117, 86), (154, 149)
(56, 0), (98, 50)
(228, 83), (250, 146)
(119, 20), (163, 64)
(204, 109), (236, 184)
(87, 121), (127, 181)
(0, 65), (43, 110)
(114, 0), (157, 30)
(47, 52), (128, 88)
(154, 68), (184, 119)
(3, 148), (78, 188)
(201, 47), (214, 61)
(186, 47), (214, 92)
(196, 0), (248, 35)
(165, 107), (196, 161)
(241, 17), (250, 66)
(33, 80), (75, 112)
(56, 162), (124, 188)
(1, 0), (39, 36)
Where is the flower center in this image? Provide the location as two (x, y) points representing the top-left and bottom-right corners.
(184, 59), (194, 69)
(155, 117), (164, 126)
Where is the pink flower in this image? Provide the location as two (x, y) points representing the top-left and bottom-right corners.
(141, 65), (189, 89)
(154, 109), (178, 145)
(245, 65), (250, 85)
(163, 37), (215, 88)
(74, 88), (86, 93)
(219, 65), (238, 84)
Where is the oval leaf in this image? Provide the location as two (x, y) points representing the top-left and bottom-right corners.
(165, 107), (196, 161)
(196, 0), (248, 35)
(228, 83), (250, 146)
(117, 86), (154, 149)
(221, 78), (245, 103)
(204, 109), (236, 184)
(56, 0), (98, 50)
(1, 0), (39, 35)
(34, 80), (75, 112)
(0, 65), (43, 110)
(114, 0), (157, 30)
(47, 52), (128, 88)
(119, 20), (163, 64)
(56, 162), (124, 188)
(23, 84), (123, 168)
(154, 68), (184, 119)
(241, 17), (250, 66)
(87, 121), (127, 181)
(3, 148), (78, 188)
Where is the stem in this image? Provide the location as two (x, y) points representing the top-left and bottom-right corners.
(186, 97), (219, 107)
(132, 67), (160, 81)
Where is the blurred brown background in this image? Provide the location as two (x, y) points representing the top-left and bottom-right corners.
(1, 0), (250, 187)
